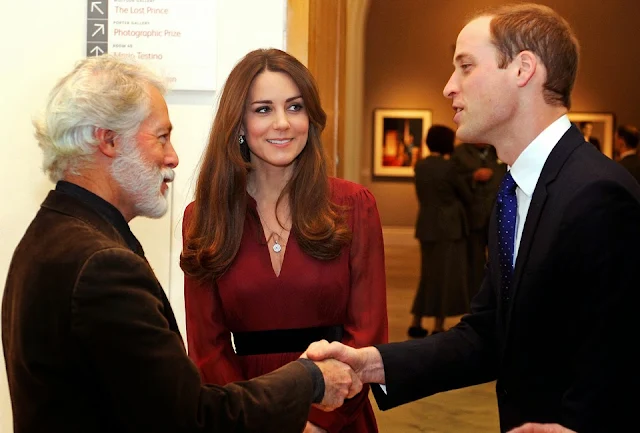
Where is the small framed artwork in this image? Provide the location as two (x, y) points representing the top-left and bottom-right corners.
(372, 108), (432, 179)
(568, 112), (615, 158)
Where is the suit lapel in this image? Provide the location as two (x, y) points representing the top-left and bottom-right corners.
(504, 125), (585, 327)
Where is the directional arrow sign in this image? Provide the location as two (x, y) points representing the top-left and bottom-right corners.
(92, 23), (105, 37)
(91, 1), (104, 15)
(90, 45), (104, 56)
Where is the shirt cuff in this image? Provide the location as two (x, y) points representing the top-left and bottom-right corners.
(297, 358), (325, 404)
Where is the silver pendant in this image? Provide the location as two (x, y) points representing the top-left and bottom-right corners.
(272, 241), (282, 253)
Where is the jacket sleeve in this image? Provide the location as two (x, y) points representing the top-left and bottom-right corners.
(182, 203), (245, 385)
(308, 187), (389, 431)
(71, 247), (313, 433)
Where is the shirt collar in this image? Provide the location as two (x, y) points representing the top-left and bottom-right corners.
(509, 114), (571, 196)
(55, 180), (144, 256)
(620, 149), (637, 159)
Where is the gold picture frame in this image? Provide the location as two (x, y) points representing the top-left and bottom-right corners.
(372, 108), (432, 179)
(568, 112), (615, 158)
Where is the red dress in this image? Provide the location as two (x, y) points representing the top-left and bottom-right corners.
(183, 178), (388, 432)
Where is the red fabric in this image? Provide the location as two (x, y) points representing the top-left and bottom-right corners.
(183, 178), (388, 433)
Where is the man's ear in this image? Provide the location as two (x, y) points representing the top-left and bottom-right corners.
(514, 50), (537, 87)
(95, 128), (118, 158)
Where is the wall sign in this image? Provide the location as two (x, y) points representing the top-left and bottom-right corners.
(86, 0), (217, 91)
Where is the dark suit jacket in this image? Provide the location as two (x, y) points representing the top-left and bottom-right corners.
(413, 156), (471, 241)
(619, 151), (640, 185)
(2, 190), (314, 433)
(451, 143), (506, 231)
(372, 125), (640, 432)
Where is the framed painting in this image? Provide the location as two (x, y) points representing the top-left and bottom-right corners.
(568, 112), (615, 158)
(372, 108), (432, 179)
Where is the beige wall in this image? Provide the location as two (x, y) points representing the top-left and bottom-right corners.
(362, 0), (640, 226)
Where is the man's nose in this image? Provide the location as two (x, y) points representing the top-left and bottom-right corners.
(165, 141), (179, 168)
(443, 72), (458, 98)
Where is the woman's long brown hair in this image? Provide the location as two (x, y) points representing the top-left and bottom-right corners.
(180, 49), (351, 282)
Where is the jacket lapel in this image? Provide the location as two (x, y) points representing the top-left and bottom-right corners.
(504, 125), (585, 327)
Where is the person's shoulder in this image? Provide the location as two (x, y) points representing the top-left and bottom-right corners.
(560, 145), (640, 203)
(19, 207), (140, 280)
(414, 156), (429, 167)
(329, 177), (377, 206)
(39, 202), (127, 254)
(329, 177), (366, 194)
(414, 156), (434, 171)
(620, 154), (640, 167)
(183, 201), (196, 219)
(453, 142), (473, 153)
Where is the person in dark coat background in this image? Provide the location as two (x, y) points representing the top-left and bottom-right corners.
(451, 142), (506, 300)
(408, 125), (472, 338)
(615, 124), (640, 184)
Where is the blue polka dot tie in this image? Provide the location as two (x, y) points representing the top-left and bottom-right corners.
(496, 171), (518, 304)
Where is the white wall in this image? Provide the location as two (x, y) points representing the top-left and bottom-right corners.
(0, 1), (287, 431)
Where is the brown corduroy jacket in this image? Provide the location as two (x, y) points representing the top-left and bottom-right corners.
(2, 189), (314, 433)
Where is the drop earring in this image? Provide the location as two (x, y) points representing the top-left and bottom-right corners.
(239, 135), (245, 145)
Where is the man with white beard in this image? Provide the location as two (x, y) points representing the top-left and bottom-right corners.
(2, 55), (360, 433)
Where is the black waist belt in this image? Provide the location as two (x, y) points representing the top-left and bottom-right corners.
(233, 325), (344, 356)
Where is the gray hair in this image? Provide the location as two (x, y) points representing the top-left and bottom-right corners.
(34, 55), (167, 182)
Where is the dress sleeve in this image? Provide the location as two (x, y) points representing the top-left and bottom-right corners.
(183, 203), (245, 385)
(308, 187), (389, 432)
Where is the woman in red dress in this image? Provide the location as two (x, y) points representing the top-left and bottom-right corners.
(180, 48), (388, 433)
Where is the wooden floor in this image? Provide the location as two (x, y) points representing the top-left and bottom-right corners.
(368, 238), (500, 432)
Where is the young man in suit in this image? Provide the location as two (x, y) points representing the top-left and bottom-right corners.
(303, 3), (640, 433)
(2, 55), (360, 433)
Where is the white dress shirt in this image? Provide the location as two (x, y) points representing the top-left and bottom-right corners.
(508, 115), (571, 265)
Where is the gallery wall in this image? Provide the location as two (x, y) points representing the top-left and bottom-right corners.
(362, 0), (640, 226)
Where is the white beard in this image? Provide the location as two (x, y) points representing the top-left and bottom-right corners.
(111, 139), (175, 219)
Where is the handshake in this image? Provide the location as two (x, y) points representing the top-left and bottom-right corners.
(299, 340), (384, 412)
(297, 342), (577, 433)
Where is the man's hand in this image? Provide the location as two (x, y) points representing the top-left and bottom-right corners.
(302, 421), (327, 433)
(312, 358), (362, 411)
(473, 167), (494, 182)
(304, 340), (385, 385)
(508, 423), (576, 433)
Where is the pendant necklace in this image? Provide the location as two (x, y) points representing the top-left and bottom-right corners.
(256, 207), (288, 254)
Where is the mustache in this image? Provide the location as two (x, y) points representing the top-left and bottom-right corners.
(161, 168), (175, 182)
